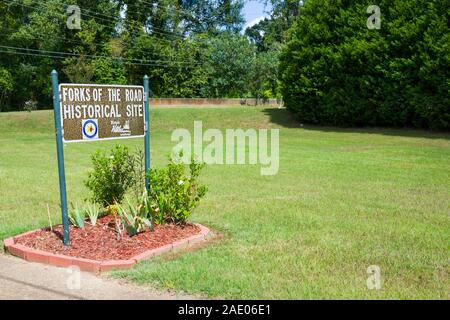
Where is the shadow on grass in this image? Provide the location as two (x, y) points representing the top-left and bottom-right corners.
(261, 107), (300, 129)
(262, 108), (450, 140)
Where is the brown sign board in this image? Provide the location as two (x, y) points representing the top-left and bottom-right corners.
(59, 84), (146, 143)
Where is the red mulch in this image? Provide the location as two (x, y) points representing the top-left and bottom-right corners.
(15, 216), (201, 261)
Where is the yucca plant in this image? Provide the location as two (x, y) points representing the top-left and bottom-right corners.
(69, 202), (85, 228)
(114, 214), (125, 241)
(85, 203), (100, 226)
(117, 198), (152, 237)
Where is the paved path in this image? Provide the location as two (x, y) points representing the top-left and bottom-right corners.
(0, 254), (196, 300)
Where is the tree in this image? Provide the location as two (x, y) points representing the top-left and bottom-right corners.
(248, 48), (280, 103)
(279, 0), (450, 129)
(121, 0), (246, 97)
(0, 68), (14, 112)
(247, 0), (303, 47)
(0, 0), (291, 106)
(181, 0), (245, 35)
(0, 0), (120, 109)
(203, 33), (255, 98)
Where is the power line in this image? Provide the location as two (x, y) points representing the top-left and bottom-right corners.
(0, 45), (201, 68)
(0, 48), (198, 68)
(0, 44), (195, 66)
(0, 0), (245, 69)
(1, 26), (204, 66)
(0, 0), (210, 65)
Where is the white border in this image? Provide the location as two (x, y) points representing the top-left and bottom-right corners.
(58, 83), (147, 144)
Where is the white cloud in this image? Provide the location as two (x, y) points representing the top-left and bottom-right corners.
(244, 16), (265, 30)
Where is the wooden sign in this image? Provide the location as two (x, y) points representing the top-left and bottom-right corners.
(59, 84), (145, 142)
(52, 72), (151, 245)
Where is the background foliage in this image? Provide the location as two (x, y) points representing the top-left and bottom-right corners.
(0, 0), (281, 111)
(1, 0), (447, 130)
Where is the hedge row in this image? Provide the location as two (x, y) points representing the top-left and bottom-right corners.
(279, 0), (449, 130)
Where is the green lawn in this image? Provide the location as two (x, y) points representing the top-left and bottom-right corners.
(0, 107), (449, 299)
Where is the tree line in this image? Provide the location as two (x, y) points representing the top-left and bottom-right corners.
(0, 0), (296, 111)
(2, 0), (447, 130)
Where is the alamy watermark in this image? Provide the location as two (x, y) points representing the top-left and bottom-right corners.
(171, 121), (280, 176)
(366, 265), (381, 290)
(66, 265), (81, 290)
(367, 5), (381, 30)
(66, 5), (81, 30)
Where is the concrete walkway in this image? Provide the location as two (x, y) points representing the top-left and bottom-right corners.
(0, 254), (196, 300)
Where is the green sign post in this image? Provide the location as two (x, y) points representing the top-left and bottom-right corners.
(51, 70), (151, 246)
(144, 75), (151, 190)
(51, 70), (70, 246)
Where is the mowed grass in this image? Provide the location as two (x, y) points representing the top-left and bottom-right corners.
(0, 107), (449, 299)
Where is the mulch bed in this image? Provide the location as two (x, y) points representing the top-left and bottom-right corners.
(15, 216), (201, 261)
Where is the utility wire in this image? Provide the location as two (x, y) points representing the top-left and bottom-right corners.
(0, 0), (243, 68)
(1, 26), (204, 66)
(0, 48), (198, 68)
(0, 45), (201, 68)
(0, 0), (209, 66)
(0, 44), (191, 66)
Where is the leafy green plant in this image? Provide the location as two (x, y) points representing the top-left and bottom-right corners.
(85, 144), (135, 207)
(69, 203), (85, 228)
(85, 203), (100, 226)
(117, 198), (152, 237)
(147, 153), (208, 225)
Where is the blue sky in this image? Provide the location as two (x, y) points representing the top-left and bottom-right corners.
(243, 0), (271, 30)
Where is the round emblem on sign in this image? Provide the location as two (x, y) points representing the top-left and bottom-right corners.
(82, 119), (98, 139)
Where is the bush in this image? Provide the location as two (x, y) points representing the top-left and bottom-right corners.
(279, 0), (450, 130)
(85, 144), (135, 207)
(147, 154), (208, 225)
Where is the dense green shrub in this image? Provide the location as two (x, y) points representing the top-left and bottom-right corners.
(85, 144), (135, 206)
(279, 0), (449, 130)
(84, 147), (208, 226)
(147, 154), (207, 225)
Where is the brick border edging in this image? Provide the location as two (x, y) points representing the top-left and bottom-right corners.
(3, 223), (210, 273)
